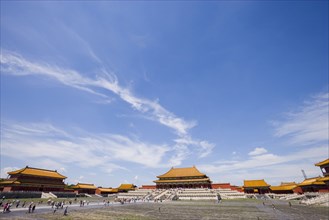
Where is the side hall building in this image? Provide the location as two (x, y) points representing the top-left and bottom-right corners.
(154, 166), (212, 189)
(243, 179), (270, 194)
(0, 166), (66, 192)
(72, 183), (97, 194)
(315, 158), (329, 187)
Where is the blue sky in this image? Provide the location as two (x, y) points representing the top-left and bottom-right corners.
(1, 1), (328, 187)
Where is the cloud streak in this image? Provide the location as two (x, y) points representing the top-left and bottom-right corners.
(1, 121), (169, 170)
(272, 91), (329, 146)
(1, 50), (214, 163)
(199, 146), (327, 185)
(248, 147), (267, 156)
(0, 50), (195, 136)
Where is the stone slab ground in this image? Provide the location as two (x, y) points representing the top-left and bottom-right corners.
(1, 199), (328, 220)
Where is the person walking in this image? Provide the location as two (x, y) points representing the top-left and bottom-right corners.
(64, 206), (68, 216)
(28, 203), (33, 213)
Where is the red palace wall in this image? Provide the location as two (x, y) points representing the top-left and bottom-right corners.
(293, 187), (303, 194)
(211, 183), (231, 189)
(140, 185), (156, 190)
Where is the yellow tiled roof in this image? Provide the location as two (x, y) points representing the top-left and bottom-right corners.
(315, 159), (329, 167)
(270, 184), (297, 191)
(317, 176), (329, 182)
(97, 188), (117, 192)
(0, 179), (21, 185)
(243, 179), (270, 188)
(157, 166), (206, 178)
(154, 178), (211, 183)
(280, 182), (297, 185)
(8, 166), (66, 179)
(118, 184), (135, 190)
(73, 183), (97, 189)
(298, 177), (325, 186)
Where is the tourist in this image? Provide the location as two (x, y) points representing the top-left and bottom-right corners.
(289, 201), (292, 207)
(32, 204), (36, 213)
(28, 202), (33, 213)
(64, 206), (68, 216)
(16, 200), (20, 208)
(3, 203), (8, 213)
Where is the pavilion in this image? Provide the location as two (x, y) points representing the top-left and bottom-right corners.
(96, 187), (118, 195)
(117, 183), (136, 192)
(243, 179), (270, 194)
(315, 158), (329, 187)
(154, 166), (212, 189)
(0, 166), (66, 192)
(72, 183), (97, 194)
(298, 177), (327, 193)
(270, 182), (302, 194)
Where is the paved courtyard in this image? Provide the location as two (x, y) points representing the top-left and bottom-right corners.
(1, 199), (328, 220)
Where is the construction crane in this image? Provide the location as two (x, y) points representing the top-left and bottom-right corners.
(301, 169), (307, 179)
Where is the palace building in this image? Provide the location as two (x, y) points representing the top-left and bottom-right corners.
(0, 166), (66, 192)
(96, 187), (118, 195)
(243, 179), (270, 194)
(270, 182), (302, 194)
(298, 177), (327, 193)
(72, 183), (97, 194)
(154, 166), (212, 189)
(315, 158), (329, 176)
(315, 158), (329, 187)
(117, 184), (136, 192)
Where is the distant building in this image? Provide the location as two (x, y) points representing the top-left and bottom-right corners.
(140, 185), (156, 190)
(211, 183), (244, 192)
(96, 187), (118, 195)
(270, 182), (302, 194)
(243, 179), (270, 194)
(154, 166), (212, 189)
(315, 158), (329, 187)
(298, 177), (328, 193)
(0, 166), (66, 192)
(117, 184), (136, 192)
(315, 158), (329, 176)
(211, 183), (231, 189)
(72, 183), (97, 194)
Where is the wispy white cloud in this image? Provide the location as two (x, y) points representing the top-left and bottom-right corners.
(0, 50), (214, 162)
(0, 167), (19, 178)
(248, 147), (267, 156)
(196, 92), (329, 185)
(174, 136), (215, 159)
(199, 146), (327, 185)
(1, 121), (169, 171)
(272, 92), (329, 146)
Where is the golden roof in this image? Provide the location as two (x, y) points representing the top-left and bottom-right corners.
(280, 182), (297, 185)
(8, 166), (66, 179)
(243, 179), (270, 188)
(315, 159), (329, 167)
(270, 184), (297, 191)
(157, 166), (206, 178)
(317, 176), (329, 182)
(72, 183), (97, 189)
(154, 178), (210, 183)
(298, 177), (325, 186)
(0, 179), (21, 185)
(97, 188), (117, 192)
(118, 184), (135, 190)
